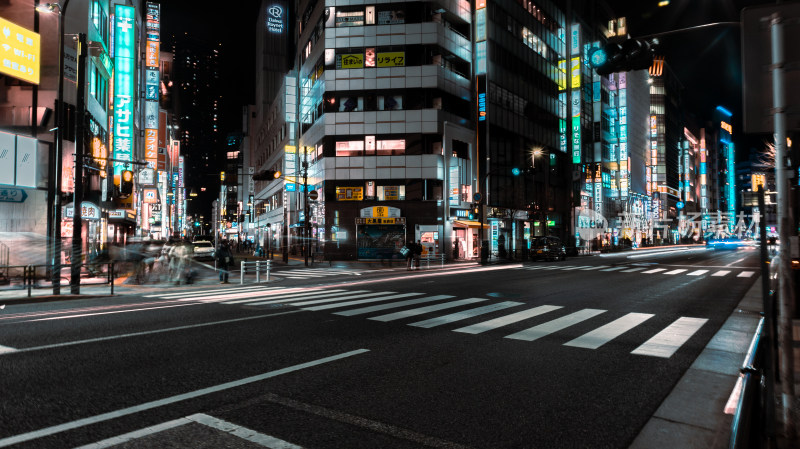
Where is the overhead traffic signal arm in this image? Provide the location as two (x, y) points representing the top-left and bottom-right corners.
(589, 38), (658, 76)
(253, 169), (282, 181)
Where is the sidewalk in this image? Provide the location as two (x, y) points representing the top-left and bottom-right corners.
(629, 276), (799, 448)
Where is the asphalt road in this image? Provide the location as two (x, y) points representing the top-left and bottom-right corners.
(0, 247), (759, 448)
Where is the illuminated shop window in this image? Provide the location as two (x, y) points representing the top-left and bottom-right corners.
(336, 140), (364, 156)
(377, 139), (405, 155)
(377, 185), (406, 200)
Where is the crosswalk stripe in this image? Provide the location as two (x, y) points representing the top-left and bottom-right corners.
(177, 288), (299, 302)
(145, 286), (283, 299)
(369, 298), (489, 322)
(280, 276), (316, 279)
(621, 267), (645, 273)
(409, 301), (523, 328)
(599, 267), (626, 272)
(737, 271), (755, 278)
(631, 317), (708, 358)
(581, 265), (609, 270)
(687, 270), (709, 276)
(227, 290), (369, 306)
(712, 270), (731, 277)
(563, 266), (592, 270)
(504, 309), (606, 342)
(642, 268), (666, 274)
(664, 269), (687, 275)
(220, 289), (350, 305)
(453, 305), (563, 334)
(332, 295), (454, 316)
(563, 313), (655, 349)
(303, 293), (426, 312)
(287, 291), (395, 306)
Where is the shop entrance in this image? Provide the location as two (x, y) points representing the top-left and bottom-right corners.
(355, 218), (407, 260)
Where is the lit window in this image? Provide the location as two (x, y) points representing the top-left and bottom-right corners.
(336, 140), (364, 156)
(377, 139), (405, 155)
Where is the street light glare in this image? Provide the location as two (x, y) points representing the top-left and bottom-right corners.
(35, 3), (58, 14)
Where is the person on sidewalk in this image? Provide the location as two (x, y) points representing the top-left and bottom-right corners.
(403, 241), (413, 270)
(413, 240), (422, 270)
(216, 241), (232, 284)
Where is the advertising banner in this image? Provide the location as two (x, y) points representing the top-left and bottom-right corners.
(145, 69), (159, 100)
(113, 5), (135, 177)
(145, 129), (158, 168)
(377, 52), (404, 67)
(338, 54), (363, 69)
(0, 16), (40, 84)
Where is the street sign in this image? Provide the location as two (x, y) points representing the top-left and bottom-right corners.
(473, 192), (482, 202)
(308, 190), (319, 200)
(0, 188), (28, 203)
(676, 201), (685, 210)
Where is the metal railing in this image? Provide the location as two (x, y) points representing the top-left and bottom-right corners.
(0, 262), (116, 297)
(240, 260), (272, 284)
(729, 316), (766, 449)
(420, 254), (446, 269)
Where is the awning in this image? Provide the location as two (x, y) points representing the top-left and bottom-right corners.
(453, 220), (489, 229)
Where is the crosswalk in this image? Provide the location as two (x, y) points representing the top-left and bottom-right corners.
(272, 268), (364, 280)
(517, 264), (755, 278)
(145, 286), (709, 359)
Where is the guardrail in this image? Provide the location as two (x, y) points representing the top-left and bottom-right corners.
(0, 262), (116, 297)
(729, 316), (766, 449)
(420, 254), (446, 270)
(240, 260), (272, 284)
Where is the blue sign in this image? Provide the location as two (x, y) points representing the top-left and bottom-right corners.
(267, 4), (285, 34)
(0, 188), (27, 202)
(676, 201), (685, 210)
(113, 5), (135, 178)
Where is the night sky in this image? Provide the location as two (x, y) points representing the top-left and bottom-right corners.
(161, 0), (781, 160)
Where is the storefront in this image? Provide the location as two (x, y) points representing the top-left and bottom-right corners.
(451, 220), (484, 259)
(355, 206), (405, 260)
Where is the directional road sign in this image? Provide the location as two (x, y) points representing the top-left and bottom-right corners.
(0, 188), (28, 203)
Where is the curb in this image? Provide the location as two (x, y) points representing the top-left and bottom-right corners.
(629, 277), (763, 449)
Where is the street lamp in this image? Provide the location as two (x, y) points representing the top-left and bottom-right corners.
(38, 1), (70, 295)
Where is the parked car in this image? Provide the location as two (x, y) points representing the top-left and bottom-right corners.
(531, 236), (566, 261)
(191, 240), (215, 261)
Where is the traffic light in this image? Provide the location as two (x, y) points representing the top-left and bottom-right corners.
(589, 38), (658, 76)
(120, 170), (134, 197)
(469, 203), (480, 220)
(253, 169), (282, 181)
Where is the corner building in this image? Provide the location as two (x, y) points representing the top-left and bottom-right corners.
(296, 0), (476, 260)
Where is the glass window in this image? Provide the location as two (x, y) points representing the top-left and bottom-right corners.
(378, 95), (402, 110)
(377, 139), (405, 155)
(335, 10), (365, 27)
(336, 141), (364, 156)
(377, 185), (406, 200)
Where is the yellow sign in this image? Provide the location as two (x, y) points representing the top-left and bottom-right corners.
(570, 57), (580, 89)
(365, 217), (396, 224)
(336, 187), (363, 201)
(377, 52), (405, 67)
(0, 17), (41, 84)
(720, 121), (732, 134)
(752, 173), (766, 189)
(373, 206), (387, 217)
(340, 54), (364, 68)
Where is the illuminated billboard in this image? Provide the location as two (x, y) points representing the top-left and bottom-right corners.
(0, 17), (40, 85)
(113, 5), (135, 177)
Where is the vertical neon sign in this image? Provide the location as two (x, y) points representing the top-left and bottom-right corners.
(113, 5), (134, 178)
(570, 24), (581, 164)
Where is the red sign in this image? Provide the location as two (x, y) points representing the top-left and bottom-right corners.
(142, 188), (159, 204)
(146, 41), (159, 68)
(145, 129), (158, 160)
(157, 153), (166, 171)
(158, 110), (167, 149)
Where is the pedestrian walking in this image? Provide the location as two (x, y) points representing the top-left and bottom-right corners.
(402, 241), (413, 270)
(216, 241), (232, 284)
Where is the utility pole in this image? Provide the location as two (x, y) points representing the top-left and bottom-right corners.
(769, 13), (797, 440)
(70, 33), (87, 294)
(303, 148), (310, 267)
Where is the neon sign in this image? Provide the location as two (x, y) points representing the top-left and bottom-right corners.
(267, 4), (285, 34)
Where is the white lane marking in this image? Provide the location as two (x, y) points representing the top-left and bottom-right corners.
(631, 317), (708, 358)
(687, 270), (709, 276)
(581, 265), (609, 270)
(621, 267), (645, 273)
(453, 305), (563, 334)
(642, 268), (666, 274)
(409, 301), (523, 328)
(144, 286), (284, 298)
(564, 313), (655, 349)
(0, 349), (370, 448)
(737, 271), (755, 278)
(221, 289), (348, 304)
(189, 413), (302, 449)
(333, 295), (454, 316)
(5, 311), (302, 356)
(369, 298), (488, 322)
(713, 270), (731, 277)
(599, 267), (626, 272)
(504, 309), (606, 342)
(726, 257), (747, 267)
(0, 344), (17, 354)
(563, 266), (592, 270)
(222, 289), (358, 305)
(280, 276), (316, 279)
(28, 303), (196, 321)
(302, 293), (423, 312)
(663, 269), (688, 275)
(284, 291), (393, 307)
(74, 416), (191, 449)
